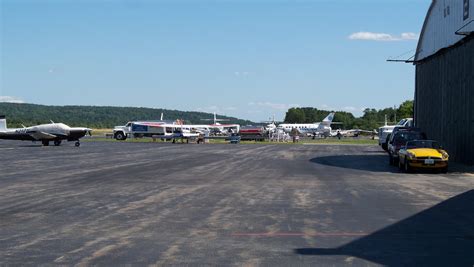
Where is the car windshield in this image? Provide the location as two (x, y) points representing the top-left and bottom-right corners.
(396, 119), (407, 126)
(406, 140), (440, 149)
(394, 132), (424, 143)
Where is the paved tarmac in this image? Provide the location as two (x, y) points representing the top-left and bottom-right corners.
(1, 140), (473, 266)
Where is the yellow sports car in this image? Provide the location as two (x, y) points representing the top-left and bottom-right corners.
(398, 140), (449, 173)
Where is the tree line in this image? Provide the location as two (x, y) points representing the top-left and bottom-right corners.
(0, 100), (413, 130)
(284, 100), (414, 130)
(0, 103), (253, 128)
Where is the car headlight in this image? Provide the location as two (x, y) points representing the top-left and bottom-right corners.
(407, 152), (416, 159)
(441, 151), (449, 160)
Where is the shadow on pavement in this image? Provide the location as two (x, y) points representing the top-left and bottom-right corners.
(310, 154), (399, 173)
(448, 162), (474, 174)
(294, 190), (474, 266)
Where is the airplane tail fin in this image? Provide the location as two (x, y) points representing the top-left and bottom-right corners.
(322, 112), (335, 125)
(0, 115), (7, 131)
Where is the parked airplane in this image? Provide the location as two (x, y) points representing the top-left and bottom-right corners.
(277, 112), (336, 136)
(161, 120), (240, 136)
(262, 115), (278, 133)
(200, 112), (239, 134)
(0, 116), (91, 147)
(330, 128), (377, 138)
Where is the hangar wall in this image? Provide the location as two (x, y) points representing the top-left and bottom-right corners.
(416, 0), (473, 60)
(415, 35), (474, 164)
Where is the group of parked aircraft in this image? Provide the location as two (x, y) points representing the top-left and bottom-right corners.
(0, 112), (374, 146)
(266, 113), (375, 138)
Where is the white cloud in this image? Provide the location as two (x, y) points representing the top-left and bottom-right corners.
(0, 96), (25, 103)
(348, 32), (418, 42)
(342, 106), (357, 111)
(248, 102), (300, 111)
(234, 71), (251, 76)
(319, 104), (339, 110)
(400, 32), (418, 40)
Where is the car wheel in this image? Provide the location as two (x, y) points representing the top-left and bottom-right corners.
(115, 132), (126, 140)
(398, 158), (403, 170)
(384, 135), (391, 151)
(404, 159), (412, 173)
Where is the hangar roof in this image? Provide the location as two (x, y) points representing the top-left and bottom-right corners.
(415, 0), (473, 61)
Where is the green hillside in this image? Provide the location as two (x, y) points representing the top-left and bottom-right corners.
(0, 103), (254, 128)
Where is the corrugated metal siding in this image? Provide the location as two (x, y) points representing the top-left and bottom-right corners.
(415, 36), (474, 164)
(416, 0), (472, 61)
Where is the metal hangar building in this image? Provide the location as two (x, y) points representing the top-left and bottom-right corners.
(414, 0), (474, 164)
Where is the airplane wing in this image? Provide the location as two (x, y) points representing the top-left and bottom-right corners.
(27, 131), (57, 140)
(356, 130), (376, 134)
(209, 124), (239, 127)
(334, 129), (376, 136)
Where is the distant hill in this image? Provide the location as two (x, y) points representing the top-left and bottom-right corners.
(0, 103), (254, 128)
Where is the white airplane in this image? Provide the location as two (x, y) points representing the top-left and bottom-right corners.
(161, 120), (240, 136)
(263, 115), (278, 133)
(277, 112), (336, 137)
(330, 128), (377, 138)
(0, 115), (91, 146)
(200, 112), (239, 134)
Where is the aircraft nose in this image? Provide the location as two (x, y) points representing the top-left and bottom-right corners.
(69, 128), (92, 137)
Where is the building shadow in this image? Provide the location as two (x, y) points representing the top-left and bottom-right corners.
(294, 190), (474, 266)
(310, 154), (400, 173)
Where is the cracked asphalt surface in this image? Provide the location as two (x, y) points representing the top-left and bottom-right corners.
(1, 141), (473, 266)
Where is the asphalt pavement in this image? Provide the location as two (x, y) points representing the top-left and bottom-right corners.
(1, 140), (473, 266)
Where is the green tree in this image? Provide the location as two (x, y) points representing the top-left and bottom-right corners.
(397, 100), (414, 119)
(284, 108), (306, 123)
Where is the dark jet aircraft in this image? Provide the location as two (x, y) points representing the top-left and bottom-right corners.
(0, 115), (91, 147)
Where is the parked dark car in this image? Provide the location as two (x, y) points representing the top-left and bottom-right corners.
(388, 128), (427, 165)
(229, 133), (241, 144)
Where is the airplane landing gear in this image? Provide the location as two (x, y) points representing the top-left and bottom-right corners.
(42, 140), (49, 146)
(54, 140), (62, 146)
(75, 141), (80, 147)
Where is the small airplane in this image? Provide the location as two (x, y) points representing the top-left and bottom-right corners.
(277, 112), (336, 137)
(330, 128), (377, 138)
(0, 115), (91, 147)
(262, 115), (279, 133)
(200, 112), (239, 134)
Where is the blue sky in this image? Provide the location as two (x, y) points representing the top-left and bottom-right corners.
(1, 0), (431, 121)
